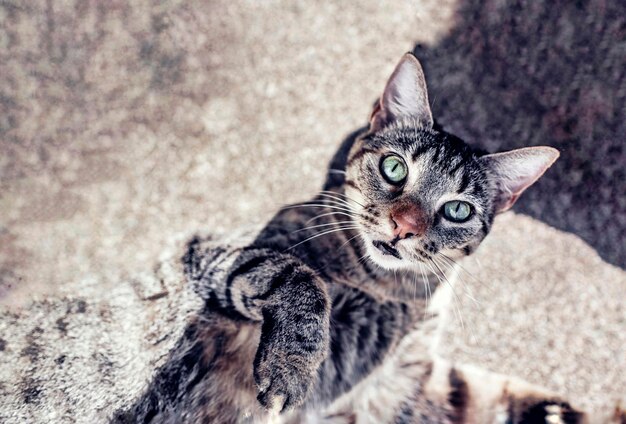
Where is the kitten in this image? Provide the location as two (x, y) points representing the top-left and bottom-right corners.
(115, 53), (591, 423)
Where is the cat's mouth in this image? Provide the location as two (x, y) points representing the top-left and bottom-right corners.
(372, 240), (402, 259)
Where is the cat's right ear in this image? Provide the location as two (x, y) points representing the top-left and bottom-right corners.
(481, 146), (560, 213)
(369, 53), (434, 133)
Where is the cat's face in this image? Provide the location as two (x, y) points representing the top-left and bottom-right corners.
(344, 54), (558, 271)
(345, 125), (491, 271)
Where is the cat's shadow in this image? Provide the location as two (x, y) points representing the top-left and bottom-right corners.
(411, 0), (624, 269)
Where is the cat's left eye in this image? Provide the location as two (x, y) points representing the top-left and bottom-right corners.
(442, 200), (473, 222)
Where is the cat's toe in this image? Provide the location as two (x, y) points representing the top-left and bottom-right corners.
(257, 387), (287, 414)
(254, 357), (314, 413)
(255, 372), (310, 413)
(509, 399), (586, 424)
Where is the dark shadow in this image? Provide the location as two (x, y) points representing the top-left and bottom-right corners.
(413, 0), (625, 268)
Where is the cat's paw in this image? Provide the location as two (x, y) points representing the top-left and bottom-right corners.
(508, 398), (586, 424)
(253, 349), (317, 413)
(252, 282), (330, 413)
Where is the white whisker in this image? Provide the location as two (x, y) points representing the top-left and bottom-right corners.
(437, 255), (481, 307)
(305, 211), (356, 224)
(317, 192), (355, 206)
(287, 227), (361, 251)
(319, 190), (365, 208)
(418, 262), (431, 320)
(327, 169), (346, 175)
(337, 233), (362, 251)
(281, 203), (355, 214)
(440, 253), (490, 293)
(430, 257), (477, 344)
(292, 221), (355, 234)
(427, 260), (462, 326)
(316, 197), (358, 212)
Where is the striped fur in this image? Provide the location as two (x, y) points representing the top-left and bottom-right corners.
(113, 55), (596, 423)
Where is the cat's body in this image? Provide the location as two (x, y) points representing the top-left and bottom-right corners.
(113, 55), (605, 423)
(115, 144), (584, 424)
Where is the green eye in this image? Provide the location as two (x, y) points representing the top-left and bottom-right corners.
(380, 155), (408, 184)
(442, 201), (473, 222)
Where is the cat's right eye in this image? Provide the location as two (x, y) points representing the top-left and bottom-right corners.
(442, 200), (473, 222)
(380, 155), (408, 184)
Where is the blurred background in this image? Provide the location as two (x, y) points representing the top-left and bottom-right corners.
(0, 0), (624, 417)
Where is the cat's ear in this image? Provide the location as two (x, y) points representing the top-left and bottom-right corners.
(481, 146), (559, 213)
(369, 53), (434, 133)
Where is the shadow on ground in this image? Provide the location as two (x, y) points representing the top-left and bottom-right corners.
(414, 0), (625, 268)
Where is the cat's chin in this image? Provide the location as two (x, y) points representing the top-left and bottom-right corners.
(364, 238), (409, 271)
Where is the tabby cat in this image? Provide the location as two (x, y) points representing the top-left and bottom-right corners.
(116, 53), (591, 423)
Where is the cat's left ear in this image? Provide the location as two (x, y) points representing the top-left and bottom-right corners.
(480, 146), (559, 213)
(369, 53), (434, 133)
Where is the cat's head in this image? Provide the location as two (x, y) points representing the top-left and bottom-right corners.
(344, 53), (558, 271)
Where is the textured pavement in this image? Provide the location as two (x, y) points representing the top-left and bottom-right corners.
(0, 0), (624, 419)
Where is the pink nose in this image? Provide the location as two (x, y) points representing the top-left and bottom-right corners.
(390, 203), (428, 239)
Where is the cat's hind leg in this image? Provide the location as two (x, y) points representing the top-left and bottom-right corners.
(418, 358), (588, 424)
(319, 348), (589, 424)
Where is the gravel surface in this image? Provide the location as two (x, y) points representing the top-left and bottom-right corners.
(0, 0), (623, 418)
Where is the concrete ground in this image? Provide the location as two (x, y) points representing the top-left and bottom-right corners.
(0, 0), (624, 420)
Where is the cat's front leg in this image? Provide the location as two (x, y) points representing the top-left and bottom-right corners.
(183, 236), (331, 413)
(253, 270), (330, 413)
